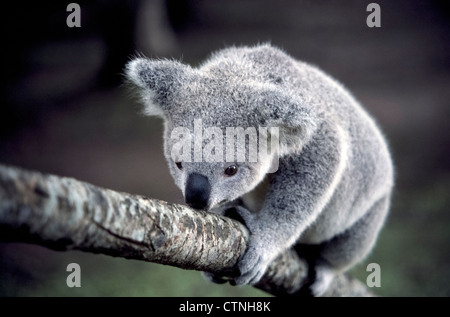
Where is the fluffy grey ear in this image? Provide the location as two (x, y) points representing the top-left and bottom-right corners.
(125, 57), (192, 116)
(255, 88), (318, 155)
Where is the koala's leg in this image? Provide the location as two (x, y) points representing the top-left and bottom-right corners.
(229, 124), (348, 286)
(303, 194), (391, 296)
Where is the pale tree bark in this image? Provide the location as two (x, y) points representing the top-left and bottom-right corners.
(0, 164), (373, 296)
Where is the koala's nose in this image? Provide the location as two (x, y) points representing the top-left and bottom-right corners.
(185, 173), (211, 210)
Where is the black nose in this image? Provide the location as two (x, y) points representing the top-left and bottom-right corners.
(185, 173), (211, 210)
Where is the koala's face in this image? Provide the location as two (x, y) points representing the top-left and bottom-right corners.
(166, 153), (271, 211)
(164, 115), (274, 211)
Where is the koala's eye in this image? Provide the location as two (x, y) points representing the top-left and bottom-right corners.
(175, 162), (183, 170)
(224, 165), (238, 176)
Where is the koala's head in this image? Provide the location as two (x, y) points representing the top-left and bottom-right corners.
(126, 47), (316, 211)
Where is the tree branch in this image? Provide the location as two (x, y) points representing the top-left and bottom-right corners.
(0, 164), (373, 296)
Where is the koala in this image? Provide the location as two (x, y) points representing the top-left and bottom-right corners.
(125, 44), (394, 296)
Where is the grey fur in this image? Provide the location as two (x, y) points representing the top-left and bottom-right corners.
(125, 44), (394, 296)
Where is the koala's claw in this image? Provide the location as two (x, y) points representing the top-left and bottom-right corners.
(230, 244), (271, 286)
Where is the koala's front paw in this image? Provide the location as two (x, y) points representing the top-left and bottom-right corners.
(231, 242), (272, 286)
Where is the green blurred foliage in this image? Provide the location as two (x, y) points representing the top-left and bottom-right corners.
(0, 245), (266, 297)
(352, 179), (450, 296)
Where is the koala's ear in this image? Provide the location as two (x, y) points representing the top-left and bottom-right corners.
(125, 57), (192, 117)
(256, 89), (318, 155)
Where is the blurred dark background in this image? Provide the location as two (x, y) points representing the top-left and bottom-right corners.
(0, 0), (449, 296)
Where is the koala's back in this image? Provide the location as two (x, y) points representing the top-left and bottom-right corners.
(201, 44), (386, 141)
(287, 56), (394, 244)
